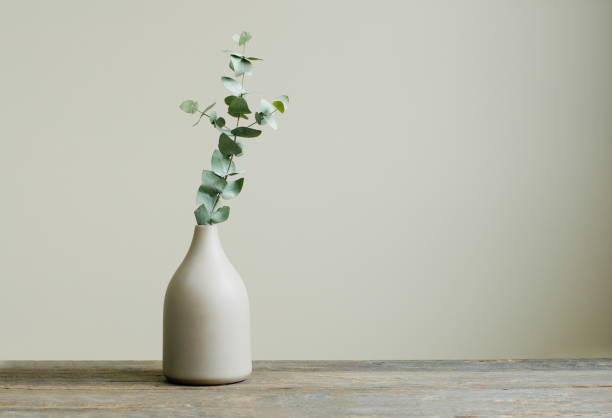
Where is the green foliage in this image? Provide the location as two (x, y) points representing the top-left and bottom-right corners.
(231, 56), (252, 77)
(228, 97), (251, 117)
(231, 126), (261, 138)
(200, 170), (227, 194)
(272, 95), (289, 113)
(196, 187), (217, 212)
(232, 31), (252, 46)
(221, 77), (245, 96)
(257, 99), (278, 130)
(219, 134), (244, 156)
(222, 178), (244, 199)
(180, 31), (288, 225)
(194, 204), (230, 225)
(211, 150), (236, 176)
(179, 100), (198, 114)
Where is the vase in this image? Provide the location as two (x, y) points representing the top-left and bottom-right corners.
(163, 225), (251, 385)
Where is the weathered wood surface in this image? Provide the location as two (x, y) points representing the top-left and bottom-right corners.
(1, 360), (611, 416)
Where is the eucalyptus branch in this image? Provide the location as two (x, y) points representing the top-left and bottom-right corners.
(209, 73), (245, 214)
(179, 31), (289, 226)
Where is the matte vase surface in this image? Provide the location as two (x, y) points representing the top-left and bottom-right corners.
(163, 225), (251, 385)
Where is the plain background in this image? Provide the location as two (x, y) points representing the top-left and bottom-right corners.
(1, 0), (611, 360)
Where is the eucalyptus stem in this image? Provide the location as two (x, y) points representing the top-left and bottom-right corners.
(209, 52), (248, 214)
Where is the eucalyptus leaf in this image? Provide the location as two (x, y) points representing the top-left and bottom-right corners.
(196, 187), (217, 212)
(272, 102), (284, 113)
(217, 127), (233, 136)
(247, 57), (262, 61)
(238, 31), (252, 46)
(260, 99), (275, 115)
(211, 149), (235, 176)
(222, 178), (244, 199)
(231, 126), (261, 138)
(225, 95), (237, 105)
(264, 116), (277, 130)
(255, 112), (264, 124)
(215, 117), (225, 128)
(276, 95), (289, 105)
(228, 97), (251, 116)
(272, 95), (289, 113)
(194, 204), (212, 225)
(219, 134), (244, 156)
(200, 170), (227, 193)
(232, 56), (252, 77)
(211, 206), (230, 223)
(208, 110), (217, 123)
(221, 77), (245, 96)
(179, 100), (198, 114)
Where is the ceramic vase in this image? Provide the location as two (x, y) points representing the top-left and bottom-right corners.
(163, 225), (251, 385)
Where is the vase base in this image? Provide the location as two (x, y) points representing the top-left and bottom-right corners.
(164, 373), (250, 386)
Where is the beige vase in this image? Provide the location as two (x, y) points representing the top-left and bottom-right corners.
(163, 225), (251, 385)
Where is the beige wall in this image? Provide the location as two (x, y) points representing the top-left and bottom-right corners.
(1, 0), (611, 360)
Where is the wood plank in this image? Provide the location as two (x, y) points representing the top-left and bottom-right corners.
(1, 360), (611, 416)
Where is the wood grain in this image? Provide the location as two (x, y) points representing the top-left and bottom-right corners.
(1, 360), (611, 416)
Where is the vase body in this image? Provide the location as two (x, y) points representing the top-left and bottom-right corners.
(163, 225), (251, 385)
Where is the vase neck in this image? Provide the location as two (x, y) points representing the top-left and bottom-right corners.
(188, 225), (224, 256)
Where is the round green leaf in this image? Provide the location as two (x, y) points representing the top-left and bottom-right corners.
(194, 204), (212, 225)
(179, 100), (198, 114)
(196, 188), (217, 212)
(211, 206), (230, 224)
(219, 134), (244, 156)
(228, 97), (251, 117)
(222, 178), (244, 199)
(211, 150), (235, 176)
(200, 170), (227, 193)
(221, 77), (245, 96)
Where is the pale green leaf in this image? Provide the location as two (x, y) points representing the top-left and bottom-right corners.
(232, 56), (252, 76)
(222, 178), (244, 199)
(238, 31), (252, 46)
(211, 149), (235, 176)
(179, 100), (198, 114)
(221, 77), (245, 96)
(196, 188), (217, 212)
(211, 206), (230, 223)
(260, 98), (275, 115)
(276, 95), (289, 105)
(194, 204), (212, 225)
(263, 115), (277, 130)
(200, 170), (227, 194)
(208, 110), (217, 123)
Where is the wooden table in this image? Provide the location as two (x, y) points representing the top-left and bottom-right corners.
(1, 360), (611, 416)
